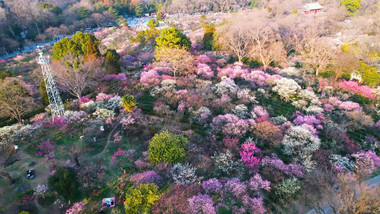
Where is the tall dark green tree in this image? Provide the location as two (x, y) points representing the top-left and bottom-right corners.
(203, 25), (215, 51)
(105, 49), (121, 74)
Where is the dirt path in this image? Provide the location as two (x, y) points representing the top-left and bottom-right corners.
(94, 123), (120, 158)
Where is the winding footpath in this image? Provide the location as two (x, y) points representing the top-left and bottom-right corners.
(305, 174), (380, 214)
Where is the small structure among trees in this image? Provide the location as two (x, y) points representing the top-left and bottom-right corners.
(350, 71), (363, 83)
(303, 2), (323, 14)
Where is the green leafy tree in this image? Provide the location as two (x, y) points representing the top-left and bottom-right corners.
(53, 32), (99, 60)
(155, 27), (191, 50)
(250, 0), (257, 9)
(275, 177), (302, 200)
(360, 61), (380, 87)
(148, 131), (188, 164)
(105, 49), (121, 74)
(77, 6), (91, 19)
(122, 94), (136, 112)
(134, 3), (144, 17)
(340, 0), (361, 15)
(124, 183), (161, 214)
(52, 6), (62, 15)
(48, 167), (81, 201)
(148, 19), (159, 28)
(108, 7), (119, 19)
(39, 79), (49, 106)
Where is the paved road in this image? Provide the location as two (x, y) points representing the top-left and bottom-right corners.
(305, 174), (380, 214)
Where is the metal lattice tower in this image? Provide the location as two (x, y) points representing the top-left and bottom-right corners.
(36, 48), (65, 119)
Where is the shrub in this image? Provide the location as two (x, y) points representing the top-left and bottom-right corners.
(148, 131), (188, 164)
(240, 142), (261, 172)
(124, 183), (161, 214)
(65, 201), (85, 214)
(340, 0), (361, 15)
(37, 193), (56, 207)
(188, 194), (216, 214)
(212, 150), (240, 175)
(202, 178), (223, 194)
(171, 163), (199, 185)
(275, 177), (302, 200)
(48, 167), (80, 202)
(122, 94), (136, 112)
(252, 121), (283, 144)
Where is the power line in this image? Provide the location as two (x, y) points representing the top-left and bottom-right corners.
(36, 48), (65, 119)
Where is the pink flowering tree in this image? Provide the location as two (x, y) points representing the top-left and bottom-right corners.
(140, 69), (161, 87)
(202, 178), (223, 194)
(261, 154), (304, 178)
(197, 63), (214, 79)
(188, 194), (216, 214)
(110, 149), (127, 166)
(129, 170), (162, 186)
(338, 101), (362, 111)
(211, 114), (255, 137)
(352, 150), (380, 175)
(247, 174), (271, 191)
(48, 116), (68, 130)
(240, 142), (261, 173)
(339, 80), (375, 99)
(65, 201), (85, 214)
(38, 140), (56, 161)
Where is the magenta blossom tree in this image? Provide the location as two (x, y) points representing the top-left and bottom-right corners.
(38, 140), (56, 161)
(240, 142), (261, 173)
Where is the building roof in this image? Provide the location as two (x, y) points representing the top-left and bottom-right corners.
(304, 3), (323, 11)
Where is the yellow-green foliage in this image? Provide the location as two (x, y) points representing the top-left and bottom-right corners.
(124, 184), (161, 214)
(291, 9), (298, 14)
(340, 0), (361, 15)
(155, 27), (191, 50)
(122, 94), (136, 112)
(341, 43), (351, 53)
(360, 62), (380, 87)
(148, 131), (188, 164)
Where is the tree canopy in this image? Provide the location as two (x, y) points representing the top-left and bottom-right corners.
(53, 32), (100, 60)
(155, 27), (192, 50)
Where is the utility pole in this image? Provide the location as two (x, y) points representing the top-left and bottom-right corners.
(36, 48), (65, 119)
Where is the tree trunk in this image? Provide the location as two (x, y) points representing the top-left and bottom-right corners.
(74, 154), (80, 167)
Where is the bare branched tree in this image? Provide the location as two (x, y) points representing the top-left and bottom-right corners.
(52, 54), (104, 100)
(300, 38), (336, 76)
(0, 79), (38, 124)
(155, 48), (195, 76)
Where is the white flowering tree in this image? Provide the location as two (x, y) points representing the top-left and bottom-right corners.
(272, 78), (301, 102)
(171, 163), (200, 185)
(282, 126), (320, 169)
